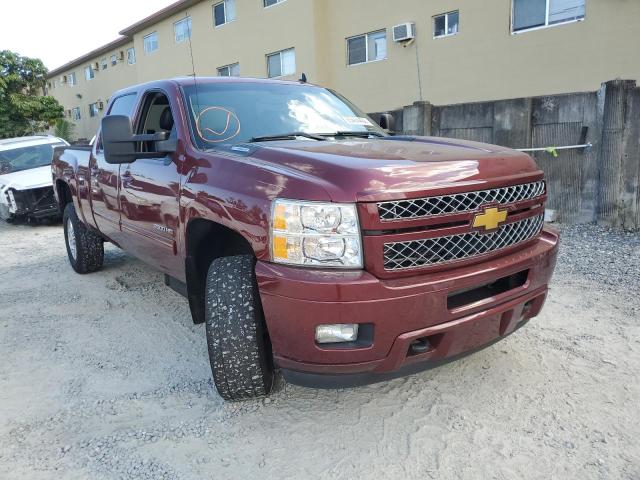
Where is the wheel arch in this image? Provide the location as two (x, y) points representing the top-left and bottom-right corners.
(185, 217), (256, 324)
(55, 180), (73, 216)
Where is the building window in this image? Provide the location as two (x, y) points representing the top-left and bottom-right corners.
(434, 11), (459, 38)
(110, 54), (117, 66)
(174, 17), (192, 43)
(89, 103), (99, 118)
(143, 32), (159, 54)
(214, 0), (236, 26)
(84, 66), (94, 81)
(101, 57), (108, 70)
(68, 72), (77, 86)
(127, 48), (136, 65)
(264, 0), (285, 7)
(512, 0), (585, 32)
(347, 30), (387, 66)
(267, 48), (296, 78)
(218, 63), (240, 77)
(72, 107), (81, 121)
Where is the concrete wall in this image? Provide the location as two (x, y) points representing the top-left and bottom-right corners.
(396, 80), (640, 229)
(46, 0), (640, 139)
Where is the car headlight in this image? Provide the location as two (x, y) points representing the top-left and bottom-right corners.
(7, 189), (17, 212)
(271, 199), (363, 268)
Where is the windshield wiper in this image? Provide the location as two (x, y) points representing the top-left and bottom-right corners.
(250, 132), (327, 143)
(320, 131), (386, 139)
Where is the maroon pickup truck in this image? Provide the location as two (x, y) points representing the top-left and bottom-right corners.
(52, 77), (558, 401)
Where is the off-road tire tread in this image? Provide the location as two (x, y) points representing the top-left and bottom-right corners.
(63, 203), (104, 274)
(205, 255), (274, 401)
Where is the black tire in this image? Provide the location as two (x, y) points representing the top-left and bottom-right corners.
(205, 255), (274, 401)
(63, 203), (104, 274)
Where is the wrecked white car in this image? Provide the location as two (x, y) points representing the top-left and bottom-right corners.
(0, 136), (68, 222)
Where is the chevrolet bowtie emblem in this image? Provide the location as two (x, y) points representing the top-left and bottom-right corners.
(473, 207), (508, 231)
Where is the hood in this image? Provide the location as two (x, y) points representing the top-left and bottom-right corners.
(0, 165), (53, 193)
(249, 137), (543, 203)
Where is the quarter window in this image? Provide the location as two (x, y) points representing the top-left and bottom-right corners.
(127, 48), (136, 65)
(267, 48), (296, 78)
(214, 0), (236, 26)
(434, 11), (459, 38)
(264, 0), (285, 7)
(143, 32), (159, 53)
(84, 66), (94, 81)
(347, 30), (387, 66)
(174, 17), (192, 43)
(512, 0), (585, 32)
(218, 63), (240, 77)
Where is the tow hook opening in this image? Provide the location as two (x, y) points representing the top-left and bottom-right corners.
(408, 334), (444, 357)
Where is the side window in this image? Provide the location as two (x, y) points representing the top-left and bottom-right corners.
(137, 92), (175, 154)
(108, 94), (138, 117)
(97, 94), (138, 152)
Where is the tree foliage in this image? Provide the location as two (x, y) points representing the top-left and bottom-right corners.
(54, 118), (76, 142)
(0, 50), (64, 139)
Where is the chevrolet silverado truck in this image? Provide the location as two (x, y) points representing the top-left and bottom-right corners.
(51, 77), (559, 401)
(1, 135), (68, 222)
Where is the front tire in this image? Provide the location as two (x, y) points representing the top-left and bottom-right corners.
(63, 203), (104, 274)
(205, 255), (274, 401)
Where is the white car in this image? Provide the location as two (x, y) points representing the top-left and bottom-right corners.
(0, 136), (69, 222)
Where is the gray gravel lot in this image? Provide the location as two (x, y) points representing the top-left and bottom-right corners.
(0, 221), (638, 479)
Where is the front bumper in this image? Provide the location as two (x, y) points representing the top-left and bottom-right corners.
(0, 186), (59, 221)
(256, 227), (559, 387)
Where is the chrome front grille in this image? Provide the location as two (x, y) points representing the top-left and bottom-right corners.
(383, 214), (544, 271)
(378, 181), (545, 221)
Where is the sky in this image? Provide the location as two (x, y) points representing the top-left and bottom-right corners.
(0, 0), (177, 70)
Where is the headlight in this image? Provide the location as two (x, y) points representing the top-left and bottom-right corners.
(271, 199), (363, 268)
(7, 189), (17, 213)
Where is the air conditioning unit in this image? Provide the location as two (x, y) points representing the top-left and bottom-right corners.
(393, 22), (416, 42)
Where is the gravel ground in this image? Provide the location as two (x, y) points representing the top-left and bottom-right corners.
(0, 220), (638, 480)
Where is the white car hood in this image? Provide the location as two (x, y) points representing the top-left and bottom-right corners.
(0, 165), (53, 192)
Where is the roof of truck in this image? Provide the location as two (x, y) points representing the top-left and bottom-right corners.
(0, 136), (68, 152)
(113, 76), (316, 96)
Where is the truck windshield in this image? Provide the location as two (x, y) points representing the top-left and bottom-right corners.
(181, 82), (386, 149)
(0, 143), (64, 175)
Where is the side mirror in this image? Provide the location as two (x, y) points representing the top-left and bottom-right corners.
(102, 115), (137, 164)
(378, 113), (396, 132)
(102, 115), (175, 164)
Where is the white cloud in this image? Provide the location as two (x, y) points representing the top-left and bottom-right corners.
(0, 0), (176, 70)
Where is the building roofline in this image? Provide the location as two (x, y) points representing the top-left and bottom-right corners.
(47, 37), (132, 78)
(118, 0), (201, 36)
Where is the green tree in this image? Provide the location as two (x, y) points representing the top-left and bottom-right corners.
(0, 50), (64, 139)
(54, 118), (76, 142)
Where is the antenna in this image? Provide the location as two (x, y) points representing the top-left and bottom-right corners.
(186, 11), (202, 114)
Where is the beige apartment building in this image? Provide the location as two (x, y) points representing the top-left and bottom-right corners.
(46, 0), (640, 140)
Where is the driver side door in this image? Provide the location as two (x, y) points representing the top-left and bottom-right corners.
(117, 90), (183, 278)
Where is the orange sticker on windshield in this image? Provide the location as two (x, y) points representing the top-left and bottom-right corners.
(195, 106), (241, 143)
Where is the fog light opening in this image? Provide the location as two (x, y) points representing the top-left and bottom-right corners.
(315, 324), (359, 344)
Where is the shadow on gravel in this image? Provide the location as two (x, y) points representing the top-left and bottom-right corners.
(1, 217), (62, 227)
